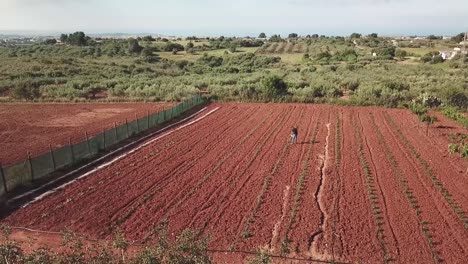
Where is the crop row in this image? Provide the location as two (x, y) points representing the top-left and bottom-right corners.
(110, 108), (249, 229)
(139, 110), (271, 242)
(353, 117), (393, 263)
(281, 117), (321, 253)
(195, 107), (294, 235)
(330, 113), (343, 260)
(384, 113), (468, 229)
(241, 109), (306, 239)
(369, 113), (441, 263)
(335, 114), (342, 167)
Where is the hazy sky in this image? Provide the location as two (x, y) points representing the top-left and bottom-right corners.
(0, 0), (467, 36)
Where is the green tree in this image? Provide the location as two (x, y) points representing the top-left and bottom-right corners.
(64, 31), (90, 46)
(164, 42), (184, 52)
(432, 54), (444, 64)
(141, 46), (155, 57)
(288, 33), (298, 38)
(261, 75), (288, 98)
(373, 46), (395, 57)
(350, 33), (362, 39)
(395, 49), (408, 59)
(269, 34), (283, 42)
(368, 33), (378, 38)
(186, 42), (195, 54)
(444, 88), (468, 109)
(258, 32), (267, 38)
(229, 43), (237, 53)
(44, 39), (57, 45)
(427, 35), (441, 40)
(142, 35), (155, 42)
(60, 34), (68, 43)
(420, 54), (432, 63)
(127, 38), (143, 54)
(452, 32), (465, 43)
(11, 81), (40, 100)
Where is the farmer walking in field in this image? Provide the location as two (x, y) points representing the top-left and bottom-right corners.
(291, 126), (298, 144)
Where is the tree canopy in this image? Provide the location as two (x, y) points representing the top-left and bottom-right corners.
(127, 38), (143, 54)
(60, 32), (92, 46)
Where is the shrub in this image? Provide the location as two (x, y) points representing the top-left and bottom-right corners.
(11, 81), (41, 100)
(261, 75), (288, 98)
(164, 42), (185, 52)
(446, 89), (468, 109)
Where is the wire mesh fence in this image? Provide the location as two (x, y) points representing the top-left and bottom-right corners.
(0, 95), (204, 197)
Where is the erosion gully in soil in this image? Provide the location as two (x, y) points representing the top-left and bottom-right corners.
(0, 102), (173, 165)
(2, 103), (468, 263)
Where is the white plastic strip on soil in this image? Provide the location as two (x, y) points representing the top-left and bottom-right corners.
(13, 106), (220, 208)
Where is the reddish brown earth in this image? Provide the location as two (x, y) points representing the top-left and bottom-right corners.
(0, 102), (173, 165)
(2, 103), (468, 263)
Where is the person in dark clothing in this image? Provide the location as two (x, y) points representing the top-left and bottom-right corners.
(291, 126), (298, 144)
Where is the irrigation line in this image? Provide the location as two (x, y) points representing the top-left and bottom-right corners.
(9, 106), (215, 206)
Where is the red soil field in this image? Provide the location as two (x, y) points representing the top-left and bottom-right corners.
(2, 103), (468, 263)
(0, 102), (173, 165)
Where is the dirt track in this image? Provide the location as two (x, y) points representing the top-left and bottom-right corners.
(2, 103), (468, 263)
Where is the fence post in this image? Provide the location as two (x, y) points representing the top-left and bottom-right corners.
(147, 110), (150, 128)
(135, 114), (140, 132)
(69, 138), (75, 164)
(27, 151), (34, 180)
(114, 122), (118, 140)
(49, 144), (56, 170)
(0, 162), (7, 193)
(85, 131), (90, 155)
(103, 129), (106, 149)
(125, 118), (129, 137)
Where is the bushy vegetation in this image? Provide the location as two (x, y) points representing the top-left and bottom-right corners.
(442, 107), (468, 128)
(0, 32), (467, 111)
(0, 224), (213, 264)
(448, 133), (468, 159)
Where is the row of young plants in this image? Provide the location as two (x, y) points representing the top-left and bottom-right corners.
(330, 113), (343, 261)
(335, 114), (342, 167)
(384, 113), (468, 229)
(196, 107), (294, 236)
(409, 103), (438, 136)
(448, 133), (468, 159)
(369, 113), (441, 263)
(110, 107), (248, 229)
(442, 107), (468, 128)
(280, 115), (322, 254)
(241, 109), (306, 240)
(144, 110), (273, 242)
(352, 117), (393, 263)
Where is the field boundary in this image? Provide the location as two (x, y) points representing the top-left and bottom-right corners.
(21, 107), (220, 208)
(0, 96), (205, 200)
